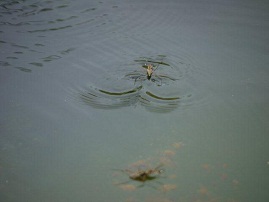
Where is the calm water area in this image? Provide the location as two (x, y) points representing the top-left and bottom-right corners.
(1, 0), (269, 201)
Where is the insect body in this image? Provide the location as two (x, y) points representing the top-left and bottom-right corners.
(146, 64), (154, 80)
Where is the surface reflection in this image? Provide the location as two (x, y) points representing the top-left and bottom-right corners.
(113, 142), (182, 192)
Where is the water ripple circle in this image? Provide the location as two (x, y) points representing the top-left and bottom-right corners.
(69, 51), (205, 113)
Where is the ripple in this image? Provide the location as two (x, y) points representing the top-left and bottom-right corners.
(0, 0), (128, 73)
(80, 8), (97, 13)
(29, 62), (43, 67)
(14, 66), (31, 73)
(70, 55), (186, 113)
(67, 52), (204, 113)
(0, 61), (11, 67)
(28, 25), (72, 33)
(78, 85), (142, 110)
(42, 55), (61, 62)
(0, 0), (98, 72)
(76, 85), (180, 113)
(140, 91), (180, 113)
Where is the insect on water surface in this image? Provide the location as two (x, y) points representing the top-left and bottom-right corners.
(146, 64), (154, 80)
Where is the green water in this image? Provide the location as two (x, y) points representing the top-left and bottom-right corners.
(1, 0), (269, 201)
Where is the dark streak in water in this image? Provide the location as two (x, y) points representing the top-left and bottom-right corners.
(48, 16), (78, 24)
(81, 8), (97, 13)
(99, 86), (142, 96)
(57, 5), (68, 9)
(29, 62), (43, 67)
(60, 48), (76, 55)
(75, 19), (94, 26)
(145, 91), (179, 101)
(28, 25), (72, 33)
(14, 66), (32, 73)
(39, 8), (53, 13)
(11, 44), (29, 49)
(6, 57), (18, 60)
(0, 21), (30, 26)
(0, 61), (11, 66)
(42, 55), (61, 62)
(34, 43), (45, 47)
(78, 85), (179, 113)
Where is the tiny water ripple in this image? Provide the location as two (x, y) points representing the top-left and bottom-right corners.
(0, 0), (103, 72)
(78, 85), (180, 113)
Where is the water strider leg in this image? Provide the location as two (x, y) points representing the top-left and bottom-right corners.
(152, 75), (162, 86)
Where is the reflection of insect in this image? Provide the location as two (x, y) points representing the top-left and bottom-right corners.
(146, 64), (154, 80)
(125, 63), (177, 86)
(125, 164), (164, 182)
(114, 164), (165, 189)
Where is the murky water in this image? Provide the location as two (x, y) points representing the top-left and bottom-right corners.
(1, 0), (269, 201)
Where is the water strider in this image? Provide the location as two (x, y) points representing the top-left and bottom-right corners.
(124, 62), (177, 86)
(77, 55), (181, 112)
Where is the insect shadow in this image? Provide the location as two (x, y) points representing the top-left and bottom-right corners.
(113, 164), (166, 190)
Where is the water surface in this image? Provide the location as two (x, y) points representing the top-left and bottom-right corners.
(1, 0), (269, 202)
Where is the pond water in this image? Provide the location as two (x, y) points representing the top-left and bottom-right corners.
(1, 0), (269, 201)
